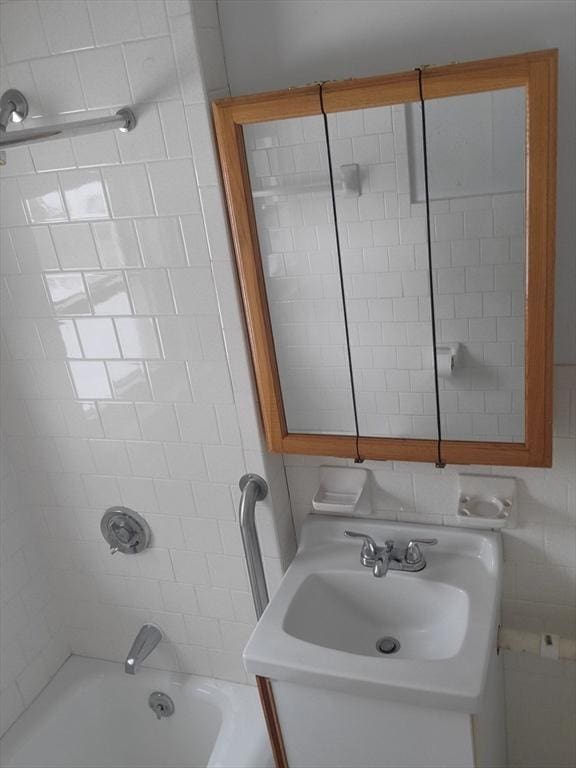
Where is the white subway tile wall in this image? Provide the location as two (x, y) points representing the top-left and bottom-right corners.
(0, 441), (70, 736)
(0, 0), (296, 736)
(246, 105), (525, 440)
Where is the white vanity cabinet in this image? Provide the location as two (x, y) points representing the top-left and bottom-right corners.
(270, 644), (506, 768)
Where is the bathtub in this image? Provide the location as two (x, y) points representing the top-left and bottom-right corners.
(0, 656), (273, 768)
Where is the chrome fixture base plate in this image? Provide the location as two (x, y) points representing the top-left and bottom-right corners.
(239, 473), (268, 501)
(148, 691), (175, 720)
(116, 108), (136, 132)
(1, 89), (28, 123)
(100, 506), (151, 554)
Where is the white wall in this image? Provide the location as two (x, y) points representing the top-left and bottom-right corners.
(218, 0), (576, 365)
(0, 0), (295, 735)
(218, 2), (576, 765)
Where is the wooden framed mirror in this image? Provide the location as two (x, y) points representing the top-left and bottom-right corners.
(212, 49), (557, 467)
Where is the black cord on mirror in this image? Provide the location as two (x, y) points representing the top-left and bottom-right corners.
(416, 67), (446, 468)
(319, 83), (363, 463)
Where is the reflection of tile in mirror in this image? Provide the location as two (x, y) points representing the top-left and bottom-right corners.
(244, 116), (356, 436)
(326, 104), (437, 441)
(423, 88), (526, 444)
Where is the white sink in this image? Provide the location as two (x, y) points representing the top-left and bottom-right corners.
(284, 572), (469, 660)
(244, 515), (502, 712)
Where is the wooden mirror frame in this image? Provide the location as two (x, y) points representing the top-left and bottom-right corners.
(212, 49), (557, 467)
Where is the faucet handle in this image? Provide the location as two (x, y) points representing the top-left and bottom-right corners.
(345, 530), (378, 557)
(405, 538), (438, 564)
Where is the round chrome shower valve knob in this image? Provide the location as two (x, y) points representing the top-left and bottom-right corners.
(100, 506), (152, 554)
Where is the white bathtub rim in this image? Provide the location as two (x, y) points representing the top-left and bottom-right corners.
(0, 655), (271, 768)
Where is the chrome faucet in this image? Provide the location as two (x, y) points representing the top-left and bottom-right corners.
(124, 624), (163, 674)
(345, 531), (394, 577)
(345, 531), (437, 577)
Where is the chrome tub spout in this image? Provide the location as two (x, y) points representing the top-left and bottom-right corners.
(124, 624), (163, 675)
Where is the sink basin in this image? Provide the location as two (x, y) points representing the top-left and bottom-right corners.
(243, 515), (501, 712)
(283, 572), (469, 660)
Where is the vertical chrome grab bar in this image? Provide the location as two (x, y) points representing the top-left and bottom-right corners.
(239, 473), (269, 620)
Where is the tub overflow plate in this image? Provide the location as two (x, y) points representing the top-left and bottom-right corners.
(148, 691), (175, 720)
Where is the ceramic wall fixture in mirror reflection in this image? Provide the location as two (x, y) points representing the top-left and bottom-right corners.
(213, 50), (556, 467)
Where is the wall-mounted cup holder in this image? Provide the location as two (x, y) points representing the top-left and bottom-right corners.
(455, 475), (517, 529)
(100, 506), (152, 554)
(458, 495), (511, 520)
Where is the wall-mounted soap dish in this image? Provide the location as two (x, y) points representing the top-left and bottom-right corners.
(312, 467), (370, 515)
(455, 474), (517, 529)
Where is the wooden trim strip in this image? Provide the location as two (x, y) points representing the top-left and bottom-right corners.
(256, 676), (289, 768)
(212, 104), (289, 451)
(214, 85), (321, 124)
(281, 434), (358, 459)
(322, 71), (420, 111)
(441, 440), (536, 467)
(521, 52), (557, 467)
(320, 49), (556, 110)
(280, 435), (439, 463)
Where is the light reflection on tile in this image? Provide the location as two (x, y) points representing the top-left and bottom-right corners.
(106, 361), (152, 400)
(45, 273), (91, 315)
(60, 169), (110, 220)
(114, 317), (161, 358)
(85, 271), (132, 315)
(91, 220), (142, 268)
(0, 179), (28, 226)
(0, 231), (19, 274)
(75, 318), (121, 359)
(69, 360), (112, 399)
(19, 174), (68, 223)
(36, 318), (82, 358)
(101, 165), (154, 218)
(6, 274), (53, 318)
(51, 223), (99, 269)
(10, 226), (59, 272)
(135, 217), (187, 267)
(60, 400), (103, 438)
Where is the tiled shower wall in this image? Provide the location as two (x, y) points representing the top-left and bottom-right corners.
(0, 432), (69, 736)
(0, 0), (295, 736)
(247, 106), (524, 441)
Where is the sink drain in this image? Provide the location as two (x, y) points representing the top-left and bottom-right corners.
(376, 636), (401, 655)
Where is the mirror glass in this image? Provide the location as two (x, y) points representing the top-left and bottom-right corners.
(243, 87), (526, 445)
(409, 87), (526, 442)
(325, 104), (438, 439)
(243, 117), (356, 434)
